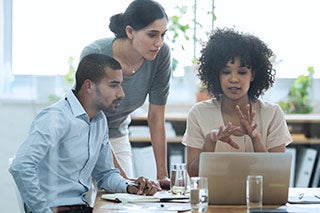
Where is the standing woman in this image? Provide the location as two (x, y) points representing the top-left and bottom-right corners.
(81, 0), (171, 188)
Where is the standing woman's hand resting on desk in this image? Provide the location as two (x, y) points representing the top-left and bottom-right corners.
(157, 177), (170, 190)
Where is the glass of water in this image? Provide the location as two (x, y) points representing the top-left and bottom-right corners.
(190, 176), (208, 212)
(246, 175), (263, 210)
(170, 163), (188, 195)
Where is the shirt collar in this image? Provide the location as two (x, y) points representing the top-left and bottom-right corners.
(65, 90), (105, 121)
(65, 90), (86, 118)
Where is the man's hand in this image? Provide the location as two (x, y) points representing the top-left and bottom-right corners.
(127, 176), (161, 195)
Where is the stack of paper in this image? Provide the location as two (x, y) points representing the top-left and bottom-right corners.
(101, 191), (188, 203)
(102, 193), (159, 203)
(100, 202), (191, 212)
(288, 187), (320, 204)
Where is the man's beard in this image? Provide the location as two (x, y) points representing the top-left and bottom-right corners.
(95, 87), (118, 113)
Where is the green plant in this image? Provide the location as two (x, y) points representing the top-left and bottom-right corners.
(166, 2), (215, 76)
(167, 5), (191, 73)
(49, 56), (75, 102)
(64, 56), (76, 85)
(278, 66), (314, 114)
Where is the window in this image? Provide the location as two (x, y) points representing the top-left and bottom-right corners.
(10, 0), (211, 76)
(1, 0), (213, 100)
(1, 0), (319, 100)
(9, 0), (320, 77)
(214, 0), (320, 78)
(11, 0), (132, 75)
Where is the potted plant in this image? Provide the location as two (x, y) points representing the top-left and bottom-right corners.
(278, 66), (314, 114)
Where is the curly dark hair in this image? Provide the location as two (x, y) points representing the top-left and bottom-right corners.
(198, 28), (275, 101)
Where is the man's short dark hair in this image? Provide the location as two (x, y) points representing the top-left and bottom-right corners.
(75, 53), (121, 91)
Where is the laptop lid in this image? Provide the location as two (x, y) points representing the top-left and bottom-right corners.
(199, 152), (292, 205)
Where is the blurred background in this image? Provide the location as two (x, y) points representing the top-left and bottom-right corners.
(1, 0), (319, 212)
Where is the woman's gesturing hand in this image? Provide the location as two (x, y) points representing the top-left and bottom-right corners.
(235, 104), (259, 139)
(210, 123), (240, 149)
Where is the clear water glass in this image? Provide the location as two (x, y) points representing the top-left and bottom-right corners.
(170, 163), (188, 195)
(190, 176), (208, 212)
(246, 175), (263, 210)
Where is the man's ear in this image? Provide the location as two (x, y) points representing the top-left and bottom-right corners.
(125, 25), (134, 40)
(84, 79), (94, 93)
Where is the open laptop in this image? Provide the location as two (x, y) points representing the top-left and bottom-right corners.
(199, 152), (292, 205)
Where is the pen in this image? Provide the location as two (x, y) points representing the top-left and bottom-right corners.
(104, 198), (122, 203)
(128, 182), (139, 188)
(128, 181), (149, 190)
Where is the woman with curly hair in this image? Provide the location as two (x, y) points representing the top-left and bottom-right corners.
(183, 28), (292, 177)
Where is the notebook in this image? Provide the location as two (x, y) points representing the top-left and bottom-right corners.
(199, 152), (292, 205)
(101, 191), (188, 203)
(288, 187), (320, 204)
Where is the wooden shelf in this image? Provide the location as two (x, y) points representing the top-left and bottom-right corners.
(131, 113), (320, 123)
(285, 114), (320, 123)
(131, 112), (187, 122)
(291, 134), (320, 144)
(130, 134), (320, 144)
(130, 113), (320, 145)
(130, 136), (183, 143)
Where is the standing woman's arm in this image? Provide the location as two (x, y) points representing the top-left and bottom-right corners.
(147, 103), (170, 188)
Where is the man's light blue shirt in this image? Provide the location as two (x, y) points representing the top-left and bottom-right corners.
(9, 91), (128, 213)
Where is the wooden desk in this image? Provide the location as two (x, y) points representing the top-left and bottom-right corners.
(93, 188), (320, 213)
(92, 194), (275, 213)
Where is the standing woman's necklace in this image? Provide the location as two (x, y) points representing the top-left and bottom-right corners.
(114, 40), (144, 75)
(131, 58), (144, 75)
(120, 55), (144, 76)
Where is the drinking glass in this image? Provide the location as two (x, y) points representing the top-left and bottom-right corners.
(170, 163), (187, 195)
(190, 176), (208, 212)
(246, 175), (263, 210)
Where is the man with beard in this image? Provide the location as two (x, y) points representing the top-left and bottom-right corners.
(9, 53), (161, 213)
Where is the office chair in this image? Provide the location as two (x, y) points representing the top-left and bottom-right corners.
(8, 157), (26, 213)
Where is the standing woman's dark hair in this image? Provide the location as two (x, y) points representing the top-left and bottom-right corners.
(109, 0), (168, 38)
